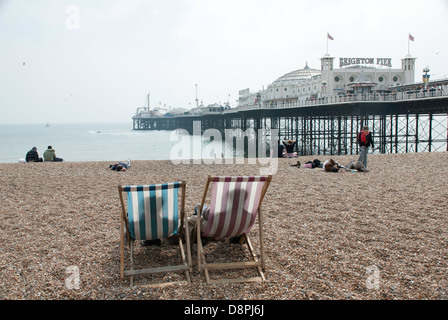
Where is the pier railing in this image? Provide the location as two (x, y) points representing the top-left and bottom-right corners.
(133, 87), (448, 119)
(232, 88), (448, 113)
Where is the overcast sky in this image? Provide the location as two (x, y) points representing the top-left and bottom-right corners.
(1, 0), (447, 124)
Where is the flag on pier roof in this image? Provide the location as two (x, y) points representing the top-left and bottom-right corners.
(327, 33), (334, 40)
(409, 33), (414, 41)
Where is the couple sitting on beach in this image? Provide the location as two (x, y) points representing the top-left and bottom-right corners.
(25, 146), (63, 162)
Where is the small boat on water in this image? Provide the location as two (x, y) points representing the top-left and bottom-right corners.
(44, 122), (50, 127)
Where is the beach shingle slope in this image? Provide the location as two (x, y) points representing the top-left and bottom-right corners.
(0, 152), (447, 300)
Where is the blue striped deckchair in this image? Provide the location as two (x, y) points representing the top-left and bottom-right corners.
(118, 181), (192, 287)
(195, 175), (272, 284)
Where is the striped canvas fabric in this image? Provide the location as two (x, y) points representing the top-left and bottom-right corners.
(124, 182), (181, 241)
(202, 176), (267, 239)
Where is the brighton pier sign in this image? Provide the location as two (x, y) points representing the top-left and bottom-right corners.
(340, 57), (392, 68)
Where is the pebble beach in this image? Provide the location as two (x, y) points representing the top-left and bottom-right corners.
(0, 151), (447, 300)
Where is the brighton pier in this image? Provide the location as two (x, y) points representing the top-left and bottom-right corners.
(132, 52), (448, 156)
(133, 91), (448, 156)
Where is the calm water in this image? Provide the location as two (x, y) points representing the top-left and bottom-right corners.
(2, 121), (444, 164)
(0, 122), (243, 164)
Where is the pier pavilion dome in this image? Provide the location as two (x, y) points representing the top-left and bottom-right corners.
(270, 62), (321, 87)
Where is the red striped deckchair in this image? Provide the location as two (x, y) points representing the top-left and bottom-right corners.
(118, 181), (192, 287)
(195, 175), (272, 284)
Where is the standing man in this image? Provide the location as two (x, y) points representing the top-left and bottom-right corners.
(357, 126), (374, 168)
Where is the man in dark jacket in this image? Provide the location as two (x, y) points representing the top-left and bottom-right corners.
(25, 147), (43, 162)
(357, 126), (374, 168)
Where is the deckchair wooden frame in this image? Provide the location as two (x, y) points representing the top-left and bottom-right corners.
(194, 175), (272, 284)
(118, 181), (192, 288)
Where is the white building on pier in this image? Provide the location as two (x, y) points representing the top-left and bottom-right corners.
(238, 52), (416, 108)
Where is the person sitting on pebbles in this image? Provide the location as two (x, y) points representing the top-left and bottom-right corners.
(43, 146), (63, 162)
(25, 147), (43, 162)
(282, 139), (297, 158)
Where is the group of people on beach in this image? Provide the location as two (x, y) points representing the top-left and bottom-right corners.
(297, 157), (369, 172)
(25, 146), (63, 162)
(278, 126), (374, 169)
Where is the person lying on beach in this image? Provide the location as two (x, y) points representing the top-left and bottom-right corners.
(303, 159), (322, 168)
(346, 160), (370, 172)
(109, 162), (130, 171)
(323, 159), (339, 172)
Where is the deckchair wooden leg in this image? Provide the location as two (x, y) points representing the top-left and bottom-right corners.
(129, 240), (134, 288)
(258, 207), (266, 271)
(245, 235), (256, 260)
(190, 225), (196, 252)
(196, 217), (203, 271)
(184, 215), (192, 273)
(120, 217), (125, 280)
(204, 267), (211, 284)
(199, 242), (211, 284)
(196, 229), (213, 283)
(178, 236), (191, 283)
(245, 235), (266, 281)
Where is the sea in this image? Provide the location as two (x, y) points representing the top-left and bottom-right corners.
(0, 122), (241, 164)
(1, 120), (446, 164)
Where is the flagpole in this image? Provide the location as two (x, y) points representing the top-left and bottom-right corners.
(408, 33), (410, 55)
(326, 33), (329, 54)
